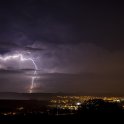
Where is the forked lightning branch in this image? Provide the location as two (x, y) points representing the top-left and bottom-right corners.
(0, 53), (38, 93)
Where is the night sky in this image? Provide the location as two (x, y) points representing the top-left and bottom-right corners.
(0, 0), (124, 95)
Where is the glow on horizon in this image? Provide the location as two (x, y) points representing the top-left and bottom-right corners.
(0, 53), (38, 93)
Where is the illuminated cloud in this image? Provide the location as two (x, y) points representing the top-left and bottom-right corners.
(0, 1), (124, 95)
(0, 53), (38, 93)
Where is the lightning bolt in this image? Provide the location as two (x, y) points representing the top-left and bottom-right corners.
(0, 53), (38, 93)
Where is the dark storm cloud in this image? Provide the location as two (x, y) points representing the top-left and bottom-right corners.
(0, 1), (124, 49)
(0, 0), (76, 47)
(0, 42), (18, 54)
(0, 69), (23, 74)
(0, 1), (124, 94)
(0, 69), (35, 74)
(0, 69), (30, 92)
(24, 46), (44, 51)
(32, 42), (124, 74)
(0, 41), (124, 94)
(34, 72), (124, 95)
(29, 42), (124, 95)
(0, 42), (44, 53)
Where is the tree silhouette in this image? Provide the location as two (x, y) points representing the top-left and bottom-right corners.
(78, 99), (123, 114)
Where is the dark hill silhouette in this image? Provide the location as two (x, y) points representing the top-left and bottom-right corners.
(78, 99), (123, 113)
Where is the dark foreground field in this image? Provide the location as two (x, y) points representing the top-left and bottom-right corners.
(0, 113), (124, 124)
(0, 99), (123, 123)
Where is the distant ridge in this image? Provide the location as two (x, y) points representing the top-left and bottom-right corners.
(0, 92), (123, 100)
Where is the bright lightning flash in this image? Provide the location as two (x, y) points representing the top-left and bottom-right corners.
(0, 53), (38, 93)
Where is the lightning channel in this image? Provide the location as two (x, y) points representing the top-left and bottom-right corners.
(0, 53), (38, 93)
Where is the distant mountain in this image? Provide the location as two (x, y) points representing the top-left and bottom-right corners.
(0, 92), (68, 100)
(0, 92), (123, 100)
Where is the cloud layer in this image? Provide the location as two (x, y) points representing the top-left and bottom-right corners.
(0, 42), (124, 95)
